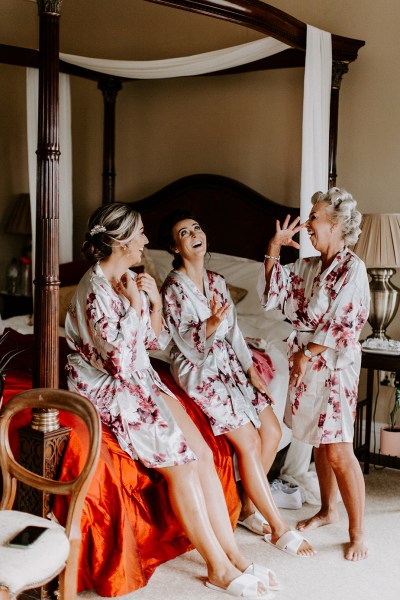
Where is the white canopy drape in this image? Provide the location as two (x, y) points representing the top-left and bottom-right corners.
(60, 37), (290, 79)
(300, 25), (332, 257)
(27, 32), (331, 266)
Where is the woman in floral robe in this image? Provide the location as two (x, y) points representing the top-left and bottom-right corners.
(160, 210), (315, 557)
(65, 202), (277, 598)
(259, 188), (370, 561)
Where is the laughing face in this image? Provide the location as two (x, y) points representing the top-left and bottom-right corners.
(306, 201), (336, 253)
(172, 219), (207, 263)
(124, 218), (149, 264)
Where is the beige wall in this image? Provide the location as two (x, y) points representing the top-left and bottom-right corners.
(1, 0), (399, 424)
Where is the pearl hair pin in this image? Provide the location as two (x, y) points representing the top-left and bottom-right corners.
(90, 224), (106, 236)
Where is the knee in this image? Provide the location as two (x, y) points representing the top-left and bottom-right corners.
(195, 440), (215, 469)
(260, 417), (281, 453)
(325, 443), (352, 471)
(269, 421), (282, 448)
(236, 428), (262, 460)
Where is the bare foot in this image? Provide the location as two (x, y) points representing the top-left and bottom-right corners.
(297, 509), (339, 532)
(296, 539), (315, 556)
(345, 538), (368, 561)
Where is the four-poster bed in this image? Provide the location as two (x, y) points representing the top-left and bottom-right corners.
(0, 0), (365, 596)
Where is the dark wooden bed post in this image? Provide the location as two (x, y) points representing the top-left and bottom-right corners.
(33, 0), (61, 392)
(98, 77), (122, 204)
(328, 61), (349, 188)
(18, 1), (71, 534)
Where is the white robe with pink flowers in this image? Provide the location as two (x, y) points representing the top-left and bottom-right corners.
(258, 249), (370, 446)
(65, 263), (196, 468)
(162, 269), (270, 436)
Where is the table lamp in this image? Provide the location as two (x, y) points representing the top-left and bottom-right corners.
(353, 213), (400, 340)
(5, 193), (31, 236)
(5, 194), (32, 296)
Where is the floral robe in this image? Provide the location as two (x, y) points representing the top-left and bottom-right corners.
(65, 263), (196, 468)
(162, 269), (270, 436)
(258, 249), (370, 446)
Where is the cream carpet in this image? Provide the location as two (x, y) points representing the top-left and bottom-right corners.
(79, 467), (400, 600)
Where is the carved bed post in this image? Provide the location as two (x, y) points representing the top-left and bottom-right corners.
(33, 0), (62, 391)
(18, 0), (70, 529)
(328, 61), (349, 188)
(98, 77), (122, 204)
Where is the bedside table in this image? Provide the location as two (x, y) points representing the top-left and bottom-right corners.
(355, 350), (400, 474)
(0, 291), (33, 319)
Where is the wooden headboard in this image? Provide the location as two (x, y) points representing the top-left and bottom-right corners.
(133, 173), (299, 264)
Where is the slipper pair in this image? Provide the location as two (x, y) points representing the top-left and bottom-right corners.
(237, 511), (270, 536)
(264, 529), (314, 557)
(205, 572), (275, 598)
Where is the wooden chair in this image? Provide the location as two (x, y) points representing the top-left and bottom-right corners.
(0, 388), (101, 600)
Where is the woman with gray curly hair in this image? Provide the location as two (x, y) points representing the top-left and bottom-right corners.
(258, 187), (370, 561)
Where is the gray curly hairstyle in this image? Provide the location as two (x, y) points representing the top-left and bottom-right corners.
(311, 187), (362, 246)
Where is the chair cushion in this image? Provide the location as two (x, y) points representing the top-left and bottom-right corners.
(0, 511), (70, 597)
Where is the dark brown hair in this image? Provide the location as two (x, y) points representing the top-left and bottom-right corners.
(158, 209), (203, 269)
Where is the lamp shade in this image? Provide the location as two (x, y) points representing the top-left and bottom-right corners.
(353, 213), (400, 268)
(5, 194), (31, 235)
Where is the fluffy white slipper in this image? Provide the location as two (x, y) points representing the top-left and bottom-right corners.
(205, 573), (272, 598)
(237, 511), (269, 535)
(263, 530), (314, 557)
(244, 563), (282, 591)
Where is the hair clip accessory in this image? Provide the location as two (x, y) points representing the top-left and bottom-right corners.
(90, 224), (106, 236)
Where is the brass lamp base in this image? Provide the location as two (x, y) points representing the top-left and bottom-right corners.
(367, 268), (400, 340)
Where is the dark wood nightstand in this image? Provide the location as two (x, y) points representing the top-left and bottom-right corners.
(355, 350), (400, 474)
(0, 291), (33, 319)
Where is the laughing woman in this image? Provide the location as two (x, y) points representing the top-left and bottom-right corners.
(160, 210), (314, 558)
(65, 203), (279, 599)
(258, 188), (370, 561)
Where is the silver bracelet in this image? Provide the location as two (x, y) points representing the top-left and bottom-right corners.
(264, 254), (280, 262)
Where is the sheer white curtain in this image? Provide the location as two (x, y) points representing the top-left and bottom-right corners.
(300, 25), (332, 257)
(26, 69), (73, 268)
(25, 31), (330, 267)
(60, 37), (290, 79)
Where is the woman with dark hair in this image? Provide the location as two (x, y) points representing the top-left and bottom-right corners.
(65, 202), (279, 598)
(259, 188), (369, 561)
(160, 210), (314, 558)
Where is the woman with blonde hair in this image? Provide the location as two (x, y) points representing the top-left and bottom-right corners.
(65, 202), (278, 598)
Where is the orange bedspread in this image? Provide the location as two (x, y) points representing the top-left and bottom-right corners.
(2, 335), (274, 598)
(3, 362), (241, 597)
(55, 363), (241, 596)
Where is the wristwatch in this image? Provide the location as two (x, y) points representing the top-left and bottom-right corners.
(303, 346), (313, 360)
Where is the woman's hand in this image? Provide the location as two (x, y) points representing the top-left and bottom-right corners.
(263, 215), (306, 296)
(247, 365), (274, 404)
(288, 349), (309, 389)
(136, 273), (162, 312)
(269, 214), (306, 251)
(206, 293), (230, 338)
(117, 272), (142, 312)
